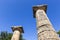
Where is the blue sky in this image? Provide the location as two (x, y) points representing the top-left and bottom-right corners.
(0, 0), (60, 40)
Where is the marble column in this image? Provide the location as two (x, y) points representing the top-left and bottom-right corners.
(11, 26), (24, 40)
(33, 4), (60, 40)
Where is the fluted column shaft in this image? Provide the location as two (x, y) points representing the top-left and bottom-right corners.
(36, 9), (59, 40)
(11, 26), (24, 40)
(33, 5), (59, 40)
(11, 30), (20, 40)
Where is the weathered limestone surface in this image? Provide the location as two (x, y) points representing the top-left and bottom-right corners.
(11, 30), (20, 40)
(33, 4), (60, 40)
(11, 26), (24, 40)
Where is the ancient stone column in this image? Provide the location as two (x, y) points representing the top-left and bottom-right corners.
(33, 4), (60, 40)
(11, 26), (24, 40)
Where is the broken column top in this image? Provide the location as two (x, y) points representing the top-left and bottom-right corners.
(11, 26), (24, 33)
(33, 4), (47, 18)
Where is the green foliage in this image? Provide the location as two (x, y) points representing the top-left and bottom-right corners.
(57, 30), (60, 37)
(0, 31), (12, 40)
(20, 34), (24, 40)
(57, 30), (60, 34)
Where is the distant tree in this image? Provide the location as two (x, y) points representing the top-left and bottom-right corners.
(7, 33), (12, 40)
(0, 31), (12, 40)
(20, 34), (25, 40)
(0, 31), (8, 40)
(57, 30), (60, 37)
